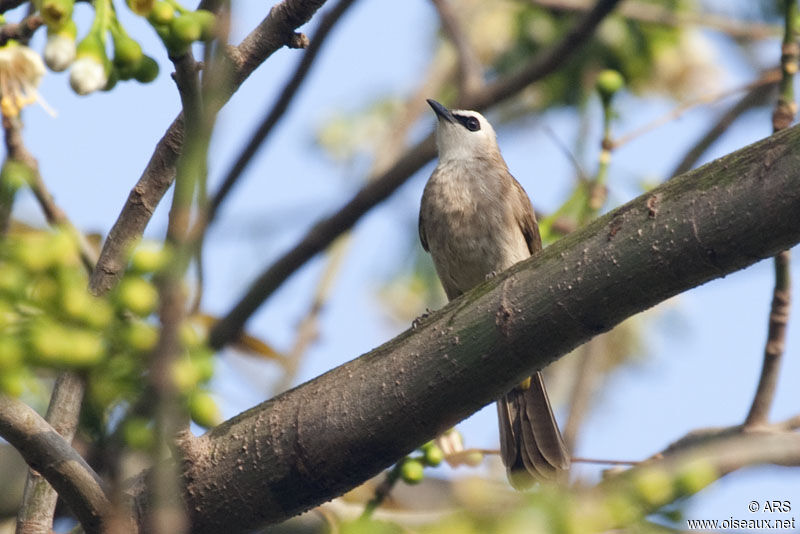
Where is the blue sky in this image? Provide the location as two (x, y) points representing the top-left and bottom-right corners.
(9, 0), (800, 526)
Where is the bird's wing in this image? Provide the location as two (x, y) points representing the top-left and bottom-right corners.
(510, 174), (542, 255)
(418, 208), (429, 252)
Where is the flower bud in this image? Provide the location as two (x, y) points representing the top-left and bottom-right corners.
(116, 277), (159, 317)
(40, 0), (74, 31)
(70, 35), (108, 95)
(44, 32), (76, 71)
(112, 34), (143, 70)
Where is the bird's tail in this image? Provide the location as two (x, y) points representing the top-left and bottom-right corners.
(496, 371), (570, 489)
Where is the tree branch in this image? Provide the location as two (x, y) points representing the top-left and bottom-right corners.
(670, 73), (778, 177)
(528, 0), (780, 40)
(146, 122), (800, 533)
(430, 0), (482, 97)
(206, 0), (357, 226)
(744, 0), (797, 429)
(208, 0), (624, 348)
(88, 0), (329, 296)
(0, 394), (109, 534)
(15, 373), (86, 534)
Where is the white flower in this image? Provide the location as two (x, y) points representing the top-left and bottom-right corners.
(0, 42), (47, 117)
(44, 33), (76, 72)
(69, 56), (107, 95)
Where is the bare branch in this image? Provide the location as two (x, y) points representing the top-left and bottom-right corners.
(0, 14), (42, 46)
(206, 0), (357, 226)
(430, 0), (482, 97)
(169, 122), (800, 532)
(670, 74), (778, 176)
(15, 373), (86, 534)
(89, 0), (330, 296)
(0, 394), (109, 534)
(744, 0), (797, 429)
(208, 0), (624, 348)
(529, 0), (780, 40)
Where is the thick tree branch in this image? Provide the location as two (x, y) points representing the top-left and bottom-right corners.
(88, 0), (329, 296)
(0, 394), (109, 534)
(208, 0), (624, 348)
(152, 122), (800, 533)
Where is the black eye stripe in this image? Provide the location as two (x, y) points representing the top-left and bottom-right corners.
(453, 114), (481, 132)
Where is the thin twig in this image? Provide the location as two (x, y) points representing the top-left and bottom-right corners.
(89, 0), (329, 296)
(612, 70), (781, 149)
(528, 0), (780, 40)
(3, 115), (98, 270)
(208, 0), (624, 348)
(670, 74), (778, 177)
(563, 338), (602, 453)
(430, 0), (482, 97)
(743, 0), (796, 429)
(0, 13), (43, 46)
(205, 0), (356, 227)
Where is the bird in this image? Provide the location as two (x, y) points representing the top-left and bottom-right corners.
(418, 99), (570, 488)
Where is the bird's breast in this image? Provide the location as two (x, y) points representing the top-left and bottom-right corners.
(420, 161), (530, 298)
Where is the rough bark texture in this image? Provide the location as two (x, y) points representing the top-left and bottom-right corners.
(165, 123), (800, 532)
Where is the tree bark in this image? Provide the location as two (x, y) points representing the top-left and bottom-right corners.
(146, 122), (800, 532)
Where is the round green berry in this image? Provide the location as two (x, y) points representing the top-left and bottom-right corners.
(399, 458), (424, 484)
(117, 277), (159, 317)
(596, 69), (625, 101)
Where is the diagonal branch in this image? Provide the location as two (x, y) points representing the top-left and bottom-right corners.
(205, 0), (357, 226)
(208, 0), (624, 348)
(146, 121), (800, 533)
(430, 0), (482, 97)
(88, 0), (330, 296)
(0, 394), (109, 534)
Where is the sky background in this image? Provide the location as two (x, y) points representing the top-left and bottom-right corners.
(7, 0), (800, 528)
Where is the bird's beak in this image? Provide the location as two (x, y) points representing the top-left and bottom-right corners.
(427, 99), (455, 123)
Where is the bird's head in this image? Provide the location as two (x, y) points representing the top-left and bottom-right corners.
(427, 99), (500, 163)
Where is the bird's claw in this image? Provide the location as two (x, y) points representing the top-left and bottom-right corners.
(411, 308), (432, 329)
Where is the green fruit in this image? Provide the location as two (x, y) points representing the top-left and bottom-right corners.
(126, 0), (154, 16)
(1, 160), (33, 191)
(133, 55), (159, 83)
(113, 35), (143, 69)
(423, 444), (444, 467)
(675, 459), (718, 495)
(131, 243), (168, 273)
(0, 337), (23, 370)
(632, 467), (674, 506)
(117, 277), (159, 317)
(123, 417), (154, 450)
(0, 368), (26, 396)
(189, 391), (221, 427)
(148, 1), (175, 25)
(61, 285), (113, 329)
(171, 14), (201, 46)
(399, 458), (424, 484)
(121, 321), (159, 352)
(171, 357), (201, 391)
(596, 69), (625, 101)
(193, 10), (216, 41)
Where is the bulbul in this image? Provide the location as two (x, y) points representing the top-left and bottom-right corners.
(419, 99), (570, 488)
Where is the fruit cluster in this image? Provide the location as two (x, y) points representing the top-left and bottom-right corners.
(36, 0), (216, 95)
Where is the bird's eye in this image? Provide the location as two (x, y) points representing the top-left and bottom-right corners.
(465, 117), (480, 132)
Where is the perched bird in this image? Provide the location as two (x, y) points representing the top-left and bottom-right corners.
(418, 99), (570, 488)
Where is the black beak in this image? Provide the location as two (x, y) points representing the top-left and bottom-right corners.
(427, 99), (455, 123)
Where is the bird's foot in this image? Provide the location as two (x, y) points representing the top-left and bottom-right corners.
(485, 270), (498, 280)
